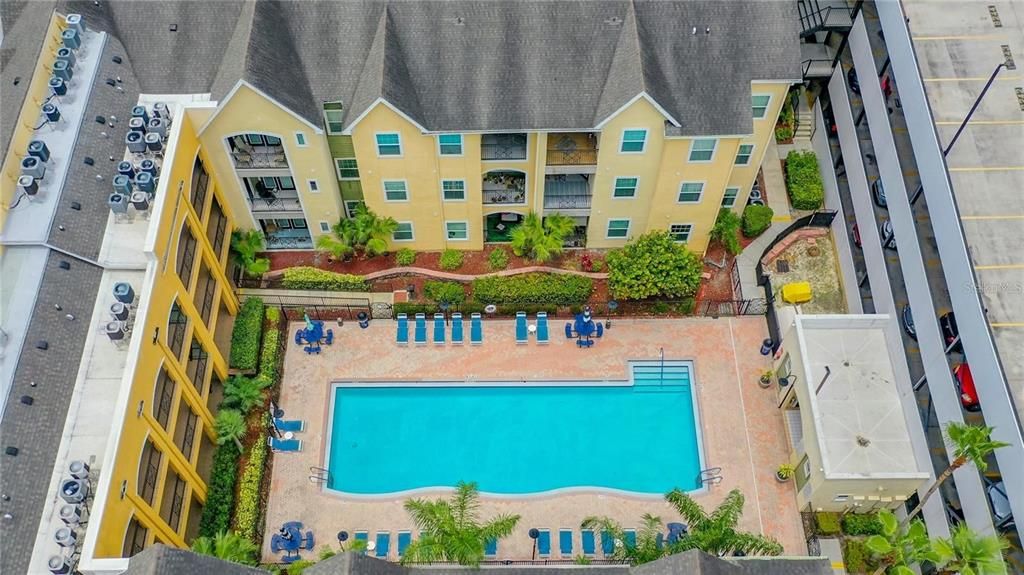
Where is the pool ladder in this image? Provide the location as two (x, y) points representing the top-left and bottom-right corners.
(696, 467), (723, 487)
(309, 466), (332, 486)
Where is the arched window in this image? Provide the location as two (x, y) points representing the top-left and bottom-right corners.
(137, 439), (162, 506)
(153, 366), (175, 429)
(175, 221), (197, 291)
(190, 154), (209, 217)
(167, 300), (188, 361)
(122, 516), (149, 557)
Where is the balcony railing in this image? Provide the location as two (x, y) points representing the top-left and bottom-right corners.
(481, 134), (528, 161)
(544, 193), (592, 210)
(231, 147), (288, 169)
(482, 188), (526, 205)
(547, 148), (598, 166)
(247, 192), (302, 213)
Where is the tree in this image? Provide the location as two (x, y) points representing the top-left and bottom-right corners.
(191, 530), (259, 566)
(606, 232), (703, 300)
(932, 524), (1009, 575)
(866, 510), (937, 575)
(223, 376), (263, 413)
(400, 481), (520, 566)
(665, 488), (783, 557)
(315, 204), (398, 259)
(901, 423), (1008, 530)
(710, 209), (742, 255)
(230, 230), (270, 277)
(214, 409), (246, 451)
(509, 212), (575, 262)
(580, 513), (668, 565)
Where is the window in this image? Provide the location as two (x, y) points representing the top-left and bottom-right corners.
(735, 144), (754, 166)
(319, 221), (331, 233)
(167, 301), (188, 361)
(344, 200), (364, 218)
(752, 94), (771, 119)
(613, 177), (638, 198)
(669, 223), (693, 242)
(176, 406), (198, 462)
(833, 494), (851, 503)
(335, 158), (359, 180)
(392, 222), (414, 242)
(323, 108), (345, 134)
(445, 221), (468, 240)
(383, 180), (408, 201)
(294, 132), (307, 147)
(677, 182), (704, 203)
(722, 187), (740, 208)
(153, 368), (175, 430)
(186, 338), (208, 393)
(620, 129), (647, 153)
(190, 156), (209, 218)
(307, 179), (319, 193)
(291, 218), (307, 229)
(160, 470), (187, 533)
(138, 440), (162, 506)
(123, 517), (149, 557)
(441, 179), (466, 201)
(606, 219), (630, 239)
(175, 222), (197, 292)
(375, 132), (402, 156)
(688, 139), (717, 162)
(438, 134), (463, 156)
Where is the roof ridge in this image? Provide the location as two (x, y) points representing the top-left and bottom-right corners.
(593, 0), (646, 125)
(379, 4), (427, 128)
(209, 0), (257, 100)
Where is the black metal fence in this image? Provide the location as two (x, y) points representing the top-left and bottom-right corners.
(753, 210), (837, 284)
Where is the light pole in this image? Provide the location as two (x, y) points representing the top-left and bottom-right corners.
(529, 528), (539, 560)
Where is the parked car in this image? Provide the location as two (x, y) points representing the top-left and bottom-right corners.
(939, 311), (962, 353)
(880, 220), (897, 251)
(848, 67), (861, 95)
(852, 223), (862, 248)
(872, 178), (887, 208)
(901, 305), (917, 340)
(953, 363), (980, 411)
(986, 480), (1015, 531)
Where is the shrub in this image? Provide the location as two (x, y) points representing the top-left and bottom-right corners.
(439, 249), (464, 271)
(223, 376), (264, 413)
(198, 443), (240, 537)
(472, 273), (592, 306)
(842, 538), (879, 574)
(672, 298), (695, 314)
(424, 281), (466, 304)
(652, 302), (670, 314)
(591, 258), (604, 273)
(280, 267), (368, 292)
(785, 150), (824, 210)
(395, 248), (416, 266)
(710, 209), (742, 255)
(258, 309), (281, 382)
(815, 512), (842, 535)
(229, 298), (264, 370)
(393, 302), (438, 316)
(606, 232), (702, 300)
(775, 100), (795, 142)
(488, 247), (509, 271)
(233, 415), (269, 540)
(742, 204), (774, 237)
(842, 513), (884, 536)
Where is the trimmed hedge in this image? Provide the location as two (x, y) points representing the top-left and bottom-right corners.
(229, 298), (264, 370)
(258, 308), (281, 382)
(233, 414), (269, 540)
(439, 249), (464, 271)
(488, 248), (509, 271)
(471, 273), (592, 306)
(280, 267), (368, 291)
(742, 204), (774, 237)
(395, 248), (416, 266)
(198, 443), (240, 537)
(842, 513), (884, 536)
(815, 512), (842, 536)
(423, 281), (467, 304)
(785, 150), (824, 210)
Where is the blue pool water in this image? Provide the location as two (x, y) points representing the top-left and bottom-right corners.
(326, 362), (702, 495)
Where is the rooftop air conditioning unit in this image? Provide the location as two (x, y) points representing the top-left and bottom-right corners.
(131, 105), (149, 124)
(42, 103), (61, 123)
(113, 282), (135, 304)
(139, 159), (158, 177)
(18, 175), (39, 198)
(54, 527), (77, 549)
(68, 460), (90, 480)
(65, 14), (85, 35)
(110, 302), (129, 321)
(59, 479), (88, 503)
(56, 47), (76, 69)
(104, 321), (127, 342)
(112, 174), (133, 195)
(52, 60), (73, 82)
(108, 193), (129, 214)
(135, 171), (155, 193)
(144, 132), (162, 153)
(128, 117), (146, 134)
(58, 504), (82, 526)
(130, 192), (150, 212)
(48, 76), (67, 97)
(147, 117), (167, 138)
(47, 555), (71, 575)
(61, 28), (81, 50)
(153, 102), (171, 122)
(28, 140), (51, 162)
(20, 156), (46, 179)
(117, 161), (135, 179)
(125, 131), (145, 154)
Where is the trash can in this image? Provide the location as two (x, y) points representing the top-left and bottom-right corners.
(760, 338), (773, 355)
(357, 312), (369, 329)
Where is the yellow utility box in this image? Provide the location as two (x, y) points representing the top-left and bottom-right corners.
(781, 282), (812, 304)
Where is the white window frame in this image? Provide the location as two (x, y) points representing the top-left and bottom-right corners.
(688, 138), (717, 163)
(294, 131), (308, 147)
(752, 94), (772, 120)
(612, 176), (639, 199)
(307, 179), (320, 193)
(344, 200), (363, 218)
(441, 179), (466, 202)
(619, 128), (647, 154)
(722, 187), (740, 208)
(392, 221), (415, 242)
(445, 220), (469, 241)
(323, 109), (345, 134)
(668, 223), (693, 243)
(605, 218), (631, 239)
(318, 221), (331, 233)
(677, 182), (705, 204)
(735, 144), (754, 166)
(335, 158), (359, 180)
(375, 132), (403, 157)
(437, 133), (464, 156)
(382, 179), (409, 202)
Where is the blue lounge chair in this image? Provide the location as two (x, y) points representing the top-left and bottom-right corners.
(268, 437), (302, 452)
(624, 529), (636, 548)
(559, 529), (573, 556)
(666, 522), (688, 544)
(470, 313), (483, 345)
(414, 313), (427, 345)
(294, 330), (304, 345)
(282, 554), (301, 564)
(433, 313), (445, 345)
(451, 313), (464, 345)
(396, 313), (409, 345)
(596, 323), (604, 338)
(302, 531), (314, 550)
(397, 531), (411, 558)
(536, 312), (549, 344)
(355, 531), (369, 554)
(515, 311), (528, 344)
(274, 418), (305, 432)
(565, 323), (573, 339)
(581, 529), (596, 556)
(270, 534), (284, 554)
(325, 329), (334, 345)
(601, 531), (614, 555)
(484, 537), (497, 557)
(304, 344), (320, 355)
(375, 532), (390, 558)
(537, 529), (551, 557)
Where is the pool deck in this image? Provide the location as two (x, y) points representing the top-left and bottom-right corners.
(264, 317), (805, 562)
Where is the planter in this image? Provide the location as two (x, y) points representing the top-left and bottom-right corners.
(775, 471), (792, 483)
(759, 374), (774, 389)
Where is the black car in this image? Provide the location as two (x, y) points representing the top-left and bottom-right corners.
(848, 68), (861, 95)
(939, 312), (962, 353)
(902, 305), (917, 340)
(872, 179), (887, 208)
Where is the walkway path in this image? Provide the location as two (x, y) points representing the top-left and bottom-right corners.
(361, 265), (609, 281)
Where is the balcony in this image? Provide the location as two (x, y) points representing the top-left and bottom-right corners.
(543, 174), (592, 210)
(247, 191), (302, 213)
(228, 134), (289, 170)
(482, 170), (526, 205)
(546, 133), (598, 166)
(481, 133), (528, 161)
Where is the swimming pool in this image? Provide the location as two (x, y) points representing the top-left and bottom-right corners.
(325, 361), (703, 496)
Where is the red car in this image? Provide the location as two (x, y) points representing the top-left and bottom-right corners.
(852, 224), (862, 248)
(954, 363), (980, 411)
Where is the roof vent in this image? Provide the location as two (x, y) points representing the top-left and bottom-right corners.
(169, 23), (178, 32)
(59, 261), (71, 270)
(604, 16), (622, 26)
(112, 55), (122, 64)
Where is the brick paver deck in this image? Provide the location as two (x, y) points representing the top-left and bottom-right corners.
(263, 317), (805, 562)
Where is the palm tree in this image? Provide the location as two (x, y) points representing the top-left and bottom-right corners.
(932, 524), (1009, 575)
(230, 230), (270, 277)
(665, 488), (783, 557)
(581, 513), (667, 565)
(866, 510), (940, 575)
(315, 231), (355, 261)
(315, 205), (398, 259)
(900, 423), (1008, 530)
(359, 206), (398, 256)
(223, 376), (264, 413)
(400, 481), (520, 566)
(509, 212), (575, 262)
(191, 530), (259, 565)
(214, 409), (246, 451)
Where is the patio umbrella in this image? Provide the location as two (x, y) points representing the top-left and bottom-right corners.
(303, 313), (314, 331)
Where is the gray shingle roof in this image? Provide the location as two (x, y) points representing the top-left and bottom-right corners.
(124, 544), (269, 575)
